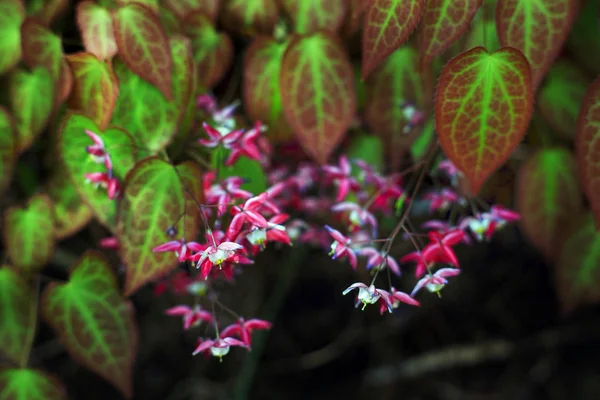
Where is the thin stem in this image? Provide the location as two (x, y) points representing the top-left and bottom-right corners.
(21, 276), (40, 368)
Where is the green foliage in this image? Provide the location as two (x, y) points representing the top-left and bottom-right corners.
(0, 0), (25, 76)
(0, 368), (66, 400)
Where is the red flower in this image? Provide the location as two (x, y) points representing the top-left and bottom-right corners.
(165, 305), (214, 330)
(323, 156), (360, 202)
(84, 172), (121, 200)
(220, 318), (272, 347)
(343, 283), (393, 312)
(152, 238), (206, 262)
(193, 337), (249, 361)
(401, 229), (464, 277)
(325, 225), (357, 269)
(411, 268), (460, 297)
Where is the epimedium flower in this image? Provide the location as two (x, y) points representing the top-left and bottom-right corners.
(220, 318), (272, 347)
(325, 225), (357, 269)
(152, 238), (206, 262)
(165, 305), (214, 330)
(198, 122), (245, 149)
(343, 283), (393, 312)
(411, 268), (460, 297)
(459, 205), (520, 242)
(194, 240), (245, 279)
(83, 129), (112, 171)
(193, 336), (249, 361)
(401, 229), (464, 277)
(84, 172), (121, 200)
(322, 155), (360, 202)
(377, 287), (420, 314)
(331, 201), (378, 235)
(205, 176), (253, 217)
(226, 193), (280, 239)
(399, 101), (425, 134)
(423, 188), (465, 213)
(421, 220), (472, 245)
(358, 247), (401, 276)
(224, 120), (265, 166)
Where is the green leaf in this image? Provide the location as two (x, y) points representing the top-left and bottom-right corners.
(21, 19), (63, 80)
(117, 157), (204, 295)
(45, 165), (93, 240)
(163, 0), (220, 22)
(66, 52), (120, 130)
(567, 0), (600, 75)
(419, 0), (483, 68)
(364, 45), (425, 168)
(117, 0), (159, 13)
(556, 213), (600, 313)
(111, 58), (179, 153)
(112, 3), (173, 99)
(3, 194), (55, 273)
(0, 0), (25, 76)
(0, 107), (17, 197)
(212, 148), (268, 194)
(58, 112), (137, 229)
(575, 76), (600, 229)
(169, 36), (196, 114)
(280, 32), (356, 164)
(516, 147), (583, 259)
(537, 60), (589, 139)
(463, 6), (501, 53)
(41, 250), (137, 399)
(434, 46), (534, 195)
(183, 11), (233, 90)
(26, 0), (68, 26)
(76, 1), (118, 60)
(0, 368), (66, 400)
(8, 66), (55, 153)
(410, 116), (435, 161)
(346, 133), (384, 173)
(495, 0), (578, 90)
(279, 0), (346, 35)
(243, 37), (292, 143)
(0, 267), (37, 366)
(221, 0), (279, 36)
(362, 0), (426, 79)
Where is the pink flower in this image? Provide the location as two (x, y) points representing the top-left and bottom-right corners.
(193, 337), (249, 361)
(423, 188), (464, 213)
(401, 229), (464, 277)
(343, 283), (393, 312)
(152, 239), (206, 262)
(411, 268), (460, 296)
(84, 172), (121, 200)
(325, 225), (357, 269)
(99, 236), (119, 250)
(226, 193), (279, 239)
(323, 156), (360, 202)
(358, 247), (401, 276)
(165, 305), (214, 330)
(331, 202), (377, 234)
(224, 120), (265, 166)
(377, 287), (420, 314)
(220, 318), (272, 347)
(198, 122), (245, 149)
(206, 176), (253, 217)
(421, 220), (472, 244)
(194, 241), (245, 279)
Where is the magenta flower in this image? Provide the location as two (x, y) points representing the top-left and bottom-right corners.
(411, 268), (460, 296)
(84, 172), (121, 200)
(165, 305), (214, 330)
(423, 188), (464, 213)
(193, 337), (249, 361)
(377, 287), (420, 314)
(226, 193), (279, 239)
(84, 129), (113, 171)
(152, 238), (206, 262)
(343, 283), (393, 312)
(206, 176), (253, 217)
(401, 229), (464, 277)
(99, 236), (119, 250)
(224, 120), (264, 166)
(194, 241), (245, 279)
(331, 202), (378, 234)
(198, 122), (245, 149)
(422, 220), (472, 244)
(220, 318), (272, 347)
(358, 247), (401, 276)
(325, 225), (357, 269)
(323, 156), (360, 202)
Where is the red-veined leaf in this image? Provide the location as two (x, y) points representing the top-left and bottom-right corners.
(419, 0), (483, 68)
(159, 3), (181, 35)
(169, 36), (196, 120)
(183, 11), (233, 90)
(41, 251), (137, 399)
(575, 76), (600, 229)
(362, 0), (426, 79)
(364, 45), (427, 169)
(58, 112), (137, 230)
(243, 37), (293, 143)
(0, 368), (66, 400)
(66, 52), (119, 130)
(3, 194), (55, 274)
(117, 157), (204, 296)
(0, 108), (16, 197)
(434, 46), (533, 195)
(516, 147), (583, 259)
(112, 3), (173, 99)
(280, 32), (356, 164)
(117, 0), (159, 13)
(279, 0), (346, 34)
(76, 1), (118, 61)
(341, 0), (368, 39)
(495, 0), (578, 90)
(567, 0), (600, 75)
(163, 0), (220, 21)
(221, 0), (279, 36)
(537, 60), (589, 139)
(556, 213), (600, 313)
(0, 267), (37, 366)
(8, 67), (55, 153)
(26, 0), (68, 26)
(45, 165), (93, 240)
(0, 0), (25, 76)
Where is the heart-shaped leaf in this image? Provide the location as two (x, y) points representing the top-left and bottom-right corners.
(575, 76), (600, 229)
(221, 0), (279, 36)
(362, 0), (426, 79)
(45, 166), (93, 240)
(76, 1), (118, 61)
(434, 46), (533, 195)
(66, 52), (119, 130)
(364, 45), (426, 168)
(243, 36), (292, 143)
(419, 0), (483, 68)
(495, 0), (578, 90)
(3, 194), (55, 273)
(537, 60), (589, 139)
(168, 36), (196, 116)
(0, 368), (66, 400)
(0, 267), (37, 366)
(21, 19), (63, 80)
(280, 32), (356, 164)
(279, 0), (346, 35)
(556, 213), (600, 312)
(516, 147), (583, 259)
(58, 112), (137, 229)
(163, 0), (220, 21)
(41, 251), (137, 399)
(0, 0), (25, 75)
(567, 0), (600, 75)
(183, 11), (233, 90)
(0, 107), (16, 197)
(113, 3), (173, 99)
(8, 66), (55, 153)
(117, 157), (204, 296)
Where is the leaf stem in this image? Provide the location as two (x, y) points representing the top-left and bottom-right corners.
(21, 275), (40, 368)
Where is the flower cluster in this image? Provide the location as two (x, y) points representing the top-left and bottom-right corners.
(83, 130), (122, 200)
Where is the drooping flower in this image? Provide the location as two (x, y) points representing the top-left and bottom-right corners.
(165, 305), (214, 330)
(220, 318), (272, 347)
(325, 225), (357, 269)
(84, 172), (121, 200)
(343, 282), (393, 312)
(411, 268), (460, 297)
(401, 229), (464, 277)
(322, 156), (360, 202)
(358, 247), (401, 276)
(193, 337), (249, 361)
(152, 239), (206, 262)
